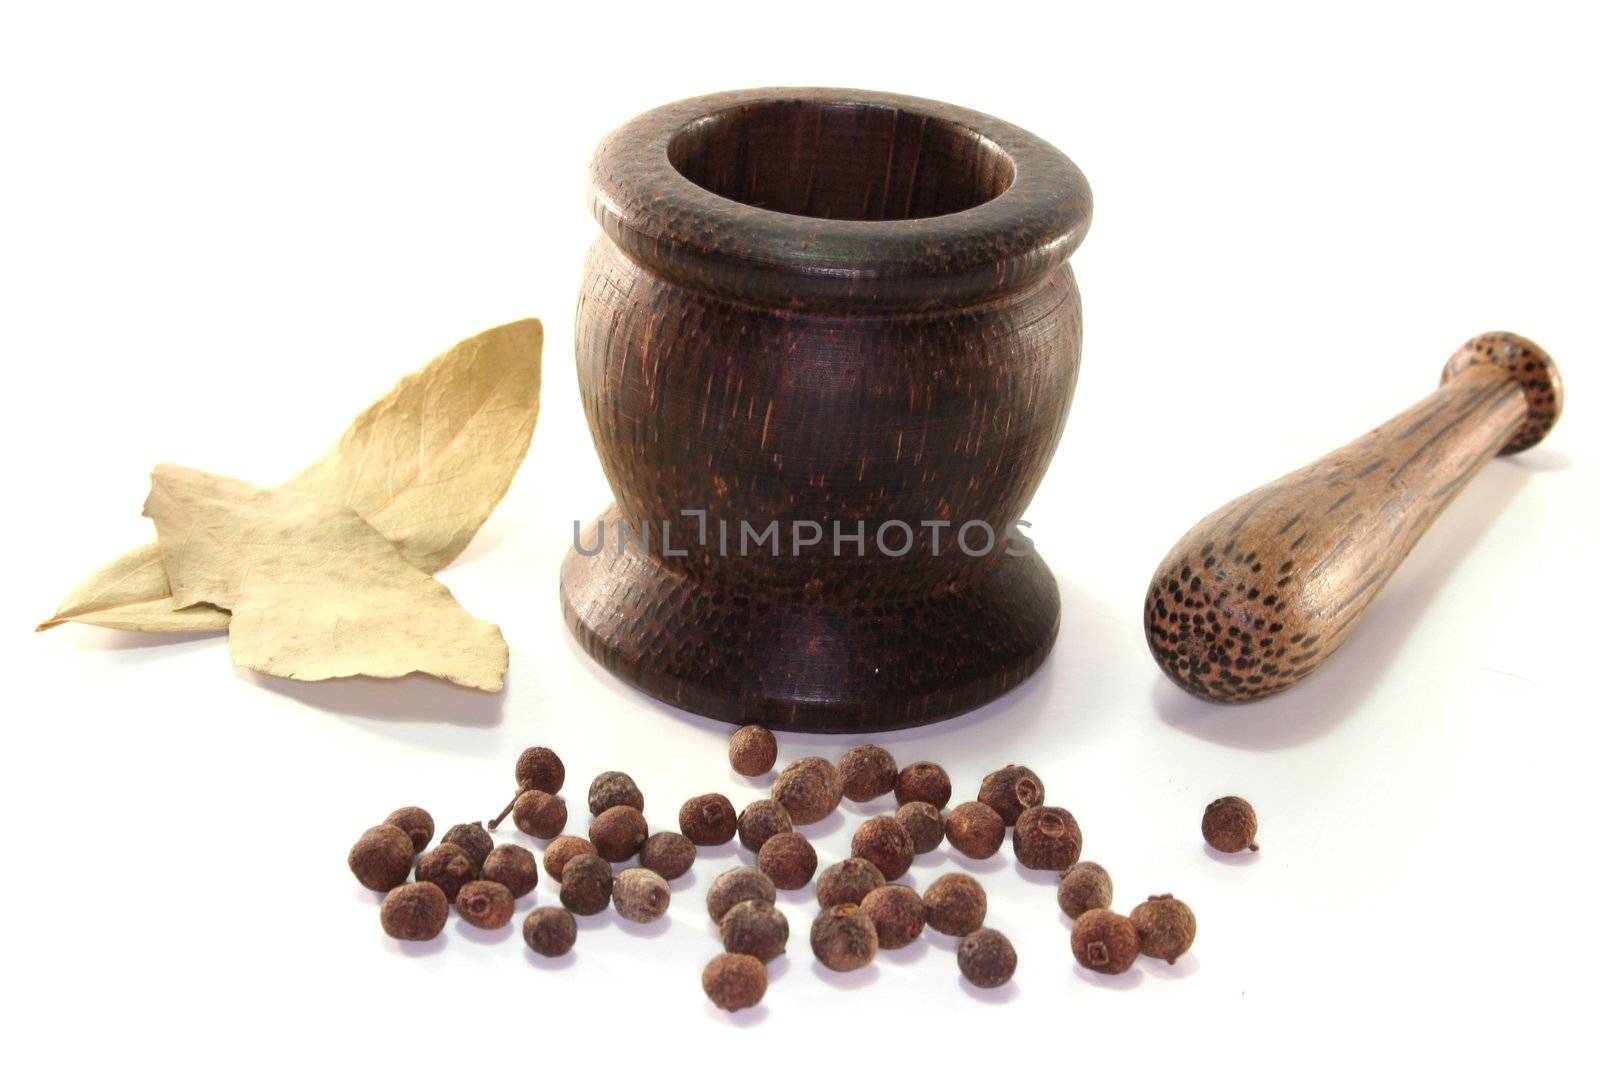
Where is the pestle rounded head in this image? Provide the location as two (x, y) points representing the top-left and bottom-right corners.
(1441, 332), (1563, 454)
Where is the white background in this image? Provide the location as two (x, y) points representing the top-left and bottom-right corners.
(3, 2), (1597, 1062)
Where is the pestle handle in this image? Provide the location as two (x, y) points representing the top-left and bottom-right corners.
(1145, 332), (1563, 704)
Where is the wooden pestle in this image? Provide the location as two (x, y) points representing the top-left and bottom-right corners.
(1145, 332), (1563, 703)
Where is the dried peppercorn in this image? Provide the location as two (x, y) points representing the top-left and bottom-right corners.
(861, 885), (925, 949)
(348, 823), (415, 891)
(977, 764), (1044, 827)
(1130, 894), (1196, 964)
(511, 790), (568, 839)
(757, 831), (818, 890)
(515, 746), (565, 793)
(522, 906), (577, 958)
(894, 761), (952, 809)
(380, 882), (449, 941)
(851, 815), (915, 880)
(729, 724), (778, 776)
(587, 771), (644, 816)
(771, 756), (843, 825)
(1202, 796), (1259, 853)
(945, 801), (1005, 859)
(440, 822), (494, 868)
(1071, 909), (1141, 975)
(719, 899), (789, 962)
(738, 799), (794, 853)
(481, 843), (538, 898)
(810, 904), (878, 972)
(589, 804), (648, 862)
(415, 842), (479, 903)
(612, 867), (672, 923)
(706, 866), (777, 923)
(815, 858), (886, 909)
(958, 928), (1017, 988)
(703, 952), (767, 1012)
(456, 880), (515, 930)
(542, 835), (598, 882)
(839, 744), (898, 802)
(639, 831), (697, 880)
(1013, 805), (1082, 871)
(923, 873), (987, 937)
(1057, 861), (1113, 919)
(384, 806), (435, 853)
(679, 793), (737, 846)
(558, 853), (614, 916)
(896, 802), (945, 854)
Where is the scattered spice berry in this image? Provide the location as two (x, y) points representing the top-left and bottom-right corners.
(729, 724), (778, 776)
(380, 882), (449, 941)
(384, 806), (435, 853)
(851, 815), (915, 880)
(1130, 894), (1197, 964)
(542, 835), (598, 882)
(639, 831), (697, 880)
(896, 801), (945, 854)
(456, 880), (515, 930)
(679, 793), (737, 846)
(861, 885), (925, 949)
(810, 904), (879, 972)
(1202, 796), (1259, 853)
(945, 801), (1005, 859)
(719, 898), (789, 962)
(816, 858), (886, 909)
(348, 823), (416, 891)
(612, 867), (672, 923)
(958, 928), (1017, 988)
(587, 771), (644, 816)
(511, 789), (568, 839)
(480, 843), (538, 898)
(1057, 861), (1113, 919)
(1071, 909), (1141, 974)
(977, 764), (1045, 826)
(522, 906), (577, 958)
(440, 822), (494, 868)
(589, 804), (648, 862)
(771, 756), (844, 825)
(558, 853), (615, 916)
(415, 842), (479, 903)
(707, 866), (777, 922)
(923, 873), (987, 937)
(1012, 805), (1082, 871)
(839, 744), (898, 802)
(757, 831), (818, 890)
(738, 799), (794, 853)
(515, 746), (566, 793)
(894, 761), (952, 809)
(703, 952), (767, 1012)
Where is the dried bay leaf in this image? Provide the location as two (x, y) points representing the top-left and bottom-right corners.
(145, 464), (507, 691)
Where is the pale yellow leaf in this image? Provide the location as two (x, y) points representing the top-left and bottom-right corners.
(145, 464), (507, 692)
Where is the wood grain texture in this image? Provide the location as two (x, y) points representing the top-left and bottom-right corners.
(1145, 332), (1563, 704)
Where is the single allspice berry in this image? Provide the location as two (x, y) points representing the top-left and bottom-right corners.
(1130, 894), (1197, 964)
(440, 822), (494, 868)
(510, 790), (568, 839)
(945, 801), (1006, 859)
(589, 804), (648, 862)
(1071, 909), (1141, 975)
(706, 866), (777, 923)
(679, 793), (738, 846)
(1202, 796), (1259, 853)
(455, 880), (515, 930)
(896, 801), (946, 854)
(977, 764), (1045, 826)
(719, 899), (789, 962)
(415, 843), (479, 903)
(1013, 805), (1083, 871)
(558, 853), (615, 916)
(480, 843), (538, 898)
(738, 799), (794, 853)
(839, 744), (898, 802)
(757, 831), (818, 890)
(612, 867), (672, 923)
(923, 873), (987, 937)
(587, 771), (644, 816)
(515, 745), (566, 793)
(640, 831), (697, 880)
(861, 885), (925, 949)
(1057, 861), (1113, 919)
(703, 953), (768, 1012)
(771, 756), (844, 825)
(348, 823), (416, 891)
(380, 882), (449, 942)
(851, 815), (915, 880)
(729, 724), (778, 777)
(811, 904), (879, 972)
(384, 806), (435, 853)
(542, 835), (598, 882)
(522, 906), (577, 958)
(816, 858), (886, 909)
(958, 928), (1018, 988)
(894, 761), (952, 809)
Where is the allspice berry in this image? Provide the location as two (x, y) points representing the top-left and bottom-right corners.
(861, 885), (925, 949)
(896, 801), (945, 854)
(945, 801), (1005, 859)
(380, 882), (449, 941)
(923, 873), (987, 937)
(348, 823), (416, 891)
(589, 804), (648, 862)
(558, 853), (615, 915)
(415, 842), (479, 903)
(384, 806), (435, 853)
(977, 764), (1044, 826)
(703, 952), (767, 1012)
(612, 867), (672, 923)
(522, 906), (577, 958)
(511, 789), (568, 839)
(440, 822), (494, 868)
(481, 843), (538, 898)
(719, 898), (789, 962)
(738, 799), (794, 853)
(640, 831), (697, 880)
(894, 761), (952, 809)
(456, 879), (515, 930)
(1013, 805), (1082, 871)
(1057, 861), (1113, 919)
(851, 815), (915, 880)
(839, 744), (898, 802)
(542, 835), (598, 882)
(958, 928), (1018, 988)
(815, 858), (886, 909)
(1202, 796), (1259, 853)
(1130, 894), (1197, 964)
(771, 756), (844, 825)
(729, 724), (778, 776)
(587, 771), (644, 816)
(757, 831), (818, 890)
(679, 793), (737, 846)
(515, 745), (565, 793)
(707, 866), (777, 922)
(811, 904), (878, 972)
(1071, 909), (1141, 975)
